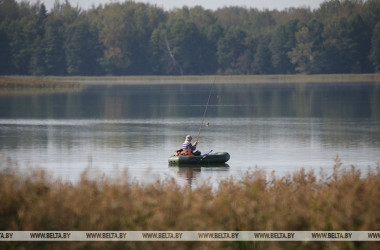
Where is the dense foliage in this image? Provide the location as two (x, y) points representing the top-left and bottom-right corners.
(1, 0), (380, 75)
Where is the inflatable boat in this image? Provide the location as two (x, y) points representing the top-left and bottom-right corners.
(168, 152), (230, 166)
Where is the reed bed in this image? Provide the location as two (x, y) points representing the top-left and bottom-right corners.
(49, 74), (380, 85)
(2, 74), (380, 87)
(0, 157), (379, 249)
(0, 77), (81, 94)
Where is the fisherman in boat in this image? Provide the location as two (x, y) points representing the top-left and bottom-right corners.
(176, 135), (201, 156)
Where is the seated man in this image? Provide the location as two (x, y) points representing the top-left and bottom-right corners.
(178, 135), (201, 156)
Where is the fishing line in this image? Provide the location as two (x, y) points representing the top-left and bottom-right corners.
(196, 78), (215, 142)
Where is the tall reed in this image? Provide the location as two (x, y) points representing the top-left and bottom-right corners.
(0, 156), (379, 249)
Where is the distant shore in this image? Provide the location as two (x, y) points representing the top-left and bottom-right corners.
(1, 74), (379, 88)
(0, 76), (82, 95)
(44, 74), (380, 85)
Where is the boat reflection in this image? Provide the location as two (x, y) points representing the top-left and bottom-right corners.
(169, 164), (230, 188)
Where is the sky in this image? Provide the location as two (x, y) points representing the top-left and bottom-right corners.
(31, 0), (327, 11)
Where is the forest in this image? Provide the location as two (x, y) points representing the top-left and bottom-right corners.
(0, 0), (380, 76)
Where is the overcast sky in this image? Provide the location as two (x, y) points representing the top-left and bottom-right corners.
(33, 0), (327, 11)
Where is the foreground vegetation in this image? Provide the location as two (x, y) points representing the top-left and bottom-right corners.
(1, 0), (380, 76)
(0, 157), (379, 249)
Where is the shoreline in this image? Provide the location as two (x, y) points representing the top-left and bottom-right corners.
(27, 74), (380, 85)
(0, 76), (82, 95)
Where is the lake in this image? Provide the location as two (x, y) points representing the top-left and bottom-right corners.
(0, 81), (379, 187)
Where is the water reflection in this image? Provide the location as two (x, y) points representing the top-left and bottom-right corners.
(169, 164), (230, 188)
(169, 166), (201, 188)
(0, 83), (379, 120)
(0, 82), (379, 185)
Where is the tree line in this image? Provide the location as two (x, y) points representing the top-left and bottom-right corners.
(1, 0), (380, 76)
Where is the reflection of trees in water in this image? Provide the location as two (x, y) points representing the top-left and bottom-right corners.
(104, 95), (123, 119)
(100, 83), (380, 119)
(1, 83), (379, 145)
(1, 83), (379, 150)
(98, 83), (380, 120)
(215, 83), (380, 119)
(3, 83), (378, 120)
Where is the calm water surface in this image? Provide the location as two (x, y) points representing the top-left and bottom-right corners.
(0, 82), (379, 187)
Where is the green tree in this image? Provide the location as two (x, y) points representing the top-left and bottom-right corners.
(247, 9), (277, 36)
(269, 20), (300, 74)
(29, 35), (45, 75)
(149, 26), (168, 75)
(204, 24), (224, 74)
(363, 0), (380, 29)
(253, 42), (274, 74)
(28, 4), (48, 75)
(65, 19), (103, 75)
(370, 21), (380, 72)
(217, 28), (247, 74)
(169, 6), (216, 31)
(0, 0), (20, 22)
(306, 19), (324, 73)
(288, 19), (324, 74)
(288, 26), (312, 73)
(0, 0), (379, 76)
(322, 15), (371, 73)
(345, 14), (371, 73)
(51, 0), (81, 26)
(98, 2), (165, 74)
(0, 26), (11, 74)
(214, 7), (249, 31)
(44, 17), (66, 75)
(8, 19), (33, 74)
(166, 19), (207, 74)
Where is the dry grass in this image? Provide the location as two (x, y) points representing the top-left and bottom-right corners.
(0, 156), (379, 249)
(48, 74), (380, 85)
(2, 75), (379, 88)
(0, 77), (81, 95)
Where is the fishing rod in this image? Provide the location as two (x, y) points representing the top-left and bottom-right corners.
(196, 78), (216, 143)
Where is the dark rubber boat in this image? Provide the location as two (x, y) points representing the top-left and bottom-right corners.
(168, 152), (230, 166)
